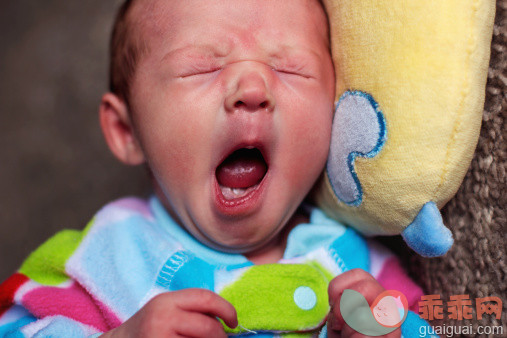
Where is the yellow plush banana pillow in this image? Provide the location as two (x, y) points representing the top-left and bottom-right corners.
(314, 0), (496, 257)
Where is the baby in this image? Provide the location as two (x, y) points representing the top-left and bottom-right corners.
(0, 0), (432, 337)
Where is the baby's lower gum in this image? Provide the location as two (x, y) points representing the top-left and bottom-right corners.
(220, 185), (249, 200)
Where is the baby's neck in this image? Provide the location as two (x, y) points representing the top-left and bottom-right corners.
(244, 211), (308, 265)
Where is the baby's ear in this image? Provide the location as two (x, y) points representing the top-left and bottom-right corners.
(99, 93), (145, 165)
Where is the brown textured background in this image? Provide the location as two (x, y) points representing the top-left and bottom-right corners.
(0, 1), (505, 336)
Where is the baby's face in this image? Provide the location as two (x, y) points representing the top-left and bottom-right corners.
(128, 0), (335, 252)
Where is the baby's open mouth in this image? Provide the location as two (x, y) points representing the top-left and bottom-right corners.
(216, 147), (268, 200)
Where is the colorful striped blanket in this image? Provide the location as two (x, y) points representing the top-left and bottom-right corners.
(0, 196), (431, 336)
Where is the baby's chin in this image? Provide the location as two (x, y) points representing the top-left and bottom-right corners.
(192, 225), (283, 255)
(189, 203), (307, 258)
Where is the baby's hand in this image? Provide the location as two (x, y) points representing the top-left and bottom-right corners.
(327, 269), (401, 338)
(102, 288), (237, 338)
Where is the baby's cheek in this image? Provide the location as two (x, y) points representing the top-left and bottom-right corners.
(283, 118), (330, 189)
(295, 113), (331, 157)
(147, 132), (207, 196)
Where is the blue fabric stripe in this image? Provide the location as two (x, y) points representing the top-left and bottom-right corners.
(328, 228), (369, 272)
(32, 317), (90, 337)
(401, 311), (436, 338)
(0, 315), (36, 338)
(156, 251), (215, 291)
(71, 212), (179, 318)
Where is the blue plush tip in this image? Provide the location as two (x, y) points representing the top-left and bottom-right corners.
(401, 202), (453, 257)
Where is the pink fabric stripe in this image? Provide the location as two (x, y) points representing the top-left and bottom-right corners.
(376, 257), (423, 313)
(21, 282), (121, 332)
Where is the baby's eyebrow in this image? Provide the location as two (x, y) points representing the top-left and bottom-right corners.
(161, 44), (231, 63)
(269, 44), (323, 62)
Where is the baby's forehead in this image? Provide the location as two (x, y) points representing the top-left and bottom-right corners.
(128, 0), (328, 47)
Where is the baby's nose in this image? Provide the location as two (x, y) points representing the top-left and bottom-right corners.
(225, 69), (274, 113)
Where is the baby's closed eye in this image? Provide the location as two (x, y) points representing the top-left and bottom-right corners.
(270, 54), (317, 80)
(178, 65), (222, 78)
(176, 57), (223, 78)
(272, 66), (312, 79)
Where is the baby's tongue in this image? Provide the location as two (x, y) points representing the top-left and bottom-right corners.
(216, 149), (267, 189)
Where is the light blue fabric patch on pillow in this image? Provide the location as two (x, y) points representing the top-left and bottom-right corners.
(326, 91), (387, 206)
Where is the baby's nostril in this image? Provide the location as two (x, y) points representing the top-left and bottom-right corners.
(233, 100), (269, 109)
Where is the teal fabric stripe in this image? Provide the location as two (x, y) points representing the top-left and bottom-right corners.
(0, 316), (36, 338)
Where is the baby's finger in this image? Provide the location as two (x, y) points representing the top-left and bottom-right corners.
(174, 311), (228, 338)
(328, 277), (385, 332)
(328, 268), (378, 305)
(175, 288), (238, 329)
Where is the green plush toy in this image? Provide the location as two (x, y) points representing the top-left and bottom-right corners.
(313, 0), (496, 257)
(219, 264), (331, 334)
